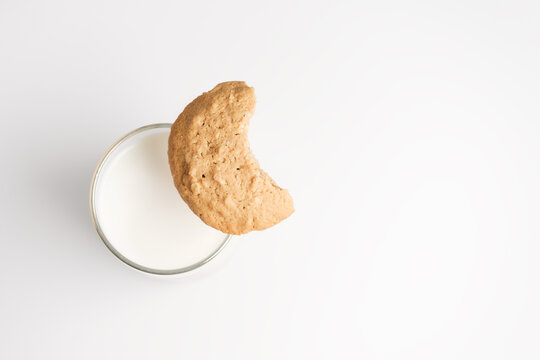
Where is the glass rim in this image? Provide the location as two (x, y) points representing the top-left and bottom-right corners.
(89, 123), (231, 275)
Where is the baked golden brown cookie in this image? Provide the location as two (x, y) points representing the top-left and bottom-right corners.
(168, 81), (294, 235)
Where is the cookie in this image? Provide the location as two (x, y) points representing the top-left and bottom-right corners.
(168, 81), (294, 235)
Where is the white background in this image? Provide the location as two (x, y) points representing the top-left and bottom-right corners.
(1, 1), (539, 359)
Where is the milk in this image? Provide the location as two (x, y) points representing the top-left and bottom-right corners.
(93, 126), (228, 272)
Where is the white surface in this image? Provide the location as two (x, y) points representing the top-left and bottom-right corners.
(94, 126), (227, 271)
(1, 1), (539, 359)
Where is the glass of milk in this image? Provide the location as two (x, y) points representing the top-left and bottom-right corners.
(90, 124), (230, 275)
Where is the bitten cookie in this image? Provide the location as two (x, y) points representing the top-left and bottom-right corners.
(168, 81), (294, 235)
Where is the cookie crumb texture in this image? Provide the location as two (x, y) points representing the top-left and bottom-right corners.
(168, 81), (294, 235)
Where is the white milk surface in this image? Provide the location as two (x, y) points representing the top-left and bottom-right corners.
(94, 127), (227, 271)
